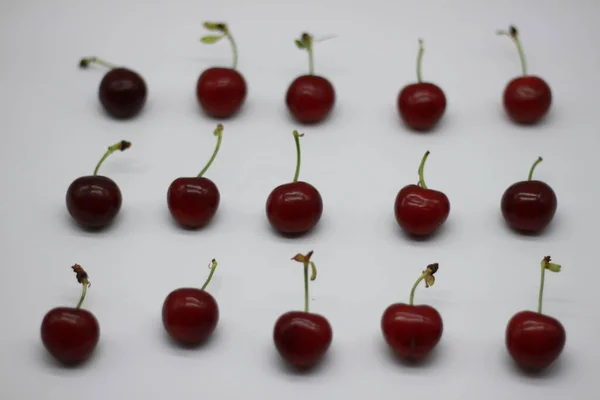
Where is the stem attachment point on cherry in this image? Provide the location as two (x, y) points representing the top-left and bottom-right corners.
(198, 124), (224, 178)
(200, 22), (238, 69)
(292, 130), (304, 182)
(79, 57), (117, 70)
(416, 39), (424, 83)
(527, 156), (543, 181)
(200, 259), (219, 291)
(93, 140), (131, 176)
(538, 256), (561, 314)
(409, 263), (438, 306)
(72, 264), (91, 309)
(496, 25), (528, 76)
(291, 251), (317, 313)
(417, 150), (431, 189)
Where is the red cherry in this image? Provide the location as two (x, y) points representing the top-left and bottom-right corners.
(285, 33), (336, 124)
(505, 256), (566, 371)
(394, 151), (450, 237)
(497, 26), (552, 124)
(66, 140), (131, 229)
(41, 265), (100, 365)
(381, 263), (442, 362)
(266, 130), (323, 235)
(196, 22), (247, 118)
(79, 57), (147, 119)
(167, 124), (223, 229)
(397, 39), (447, 131)
(273, 251), (333, 370)
(162, 259), (220, 346)
(501, 157), (557, 233)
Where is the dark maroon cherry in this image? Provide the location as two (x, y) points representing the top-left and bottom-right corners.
(79, 57), (147, 119)
(196, 22), (247, 118)
(286, 33), (336, 124)
(266, 130), (323, 235)
(41, 264), (100, 365)
(397, 39), (447, 131)
(162, 259), (220, 346)
(167, 124), (223, 229)
(501, 157), (557, 233)
(273, 251), (333, 370)
(506, 256), (566, 371)
(66, 140), (131, 229)
(381, 263), (442, 362)
(497, 26), (552, 124)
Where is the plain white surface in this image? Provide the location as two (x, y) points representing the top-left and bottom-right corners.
(0, 0), (598, 398)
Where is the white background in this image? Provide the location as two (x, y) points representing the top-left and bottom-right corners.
(0, 0), (597, 398)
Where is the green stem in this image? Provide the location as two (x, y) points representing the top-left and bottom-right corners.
(308, 43), (314, 75)
(93, 141), (131, 176)
(225, 30), (238, 70)
(528, 157), (543, 181)
(417, 151), (430, 189)
(303, 262), (310, 312)
(497, 27), (527, 76)
(416, 39), (424, 83)
(409, 273), (427, 306)
(200, 259), (218, 291)
(198, 124), (224, 177)
(76, 283), (87, 309)
(79, 57), (117, 69)
(292, 130), (303, 182)
(537, 262), (546, 314)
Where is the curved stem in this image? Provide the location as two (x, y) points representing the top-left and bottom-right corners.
(408, 263), (438, 305)
(291, 252), (316, 313)
(528, 157), (543, 181)
(225, 30), (238, 69)
(416, 39), (424, 83)
(76, 283), (88, 309)
(200, 259), (218, 291)
(79, 57), (117, 69)
(292, 130), (304, 182)
(198, 124), (224, 177)
(93, 140), (131, 176)
(497, 26), (527, 76)
(409, 273), (427, 306)
(417, 151), (430, 189)
(537, 262), (546, 314)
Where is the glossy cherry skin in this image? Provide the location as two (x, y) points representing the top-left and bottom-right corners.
(397, 83), (447, 131)
(394, 185), (450, 237)
(66, 175), (122, 229)
(503, 76), (552, 124)
(266, 181), (323, 235)
(167, 177), (220, 229)
(506, 310), (566, 371)
(381, 303), (443, 361)
(162, 288), (219, 346)
(273, 311), (333, 370)
(501, 180), (557, 233)
(286, 75), (335, 124)
(98, 68), (147, 119)
(196, 67), (247, 118)
(41, 307), (100, 365)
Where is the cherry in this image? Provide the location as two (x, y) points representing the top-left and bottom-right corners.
(79, 57), (147, 119)
(162, 259), (220, 346)
(397, 39), (447, 131)
(381, 263), (442, 362)
(266, 130), (323, 235)
(286, 33), (336, 124)
(394, 151), (450, 237)
(167, 124), (224, 229)
(273, 251), (333, 370)
(496, 26), (552, 124)
(41, 264), (100, 365)
(501, 157), (557, 233)
(66, 140), (131, 230)
(506, 256), (566, 372)
(196, 22), (247, 118)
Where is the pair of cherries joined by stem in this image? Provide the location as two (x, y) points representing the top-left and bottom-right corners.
(167, 124), (224, 228)
(79, 57), (147, 119)
(66, 140), (131, 229)
(41, 265), (99, 365)
(266, 130), (323, 235)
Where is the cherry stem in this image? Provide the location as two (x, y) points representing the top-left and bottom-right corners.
(225, 28), (239, 70)
(292, 130), (304, 182)
(416, 39), (424, 83)
(497, 26), (527, 76)
(307, 36), (314, 75)
(79, 57), (117, 69)
(417, 150), (430, 189)
(71, 264), (90, 310)
(198, 124), (224, 178)
(538, 256), (561, 314)
(527, 156), (543, 181)
(200, 259), (218, 291)
(93, 140), (131, 176)
(291, 251), (317, 313)
(409, 263), (438, 305)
